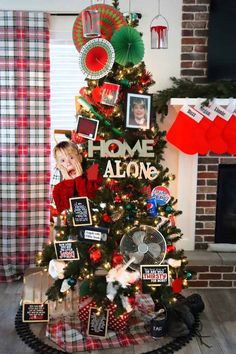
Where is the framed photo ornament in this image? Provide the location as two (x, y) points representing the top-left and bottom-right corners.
(125, 93), (152, 130)
(76, 115), (99, 140)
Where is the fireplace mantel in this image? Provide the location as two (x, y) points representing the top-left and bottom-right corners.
(165, 99), (236, 251)
(163, 99), (236, 251)
(170, 98), (236, 106)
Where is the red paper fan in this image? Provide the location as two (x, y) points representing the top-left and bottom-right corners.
(73, 4), (127, 52)
(85, 45), (108, 71)
(79, 38), (115, 79)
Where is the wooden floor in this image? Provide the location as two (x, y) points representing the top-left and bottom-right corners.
(0, 281), (236, 354)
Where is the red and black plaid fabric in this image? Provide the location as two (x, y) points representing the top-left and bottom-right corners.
(47, 315), (152, 352)
(46, 294), (157, 353)
(0, 11), (51, 281)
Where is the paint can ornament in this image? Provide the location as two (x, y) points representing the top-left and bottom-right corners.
(82, 9), (101, 38)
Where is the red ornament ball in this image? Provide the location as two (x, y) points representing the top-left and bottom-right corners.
(167, 244), (176, 253)
(102, 213), (112, 223)
(112, 252), (123, 267)
(71, 130), (86, 145)
(90, 249), (102, 263)
(50, 204), (59, 217)
(172, 277), (183, 293)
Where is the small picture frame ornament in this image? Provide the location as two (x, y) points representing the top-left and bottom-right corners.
(76, 115), (99, 141)
(100, 82), (120, 106)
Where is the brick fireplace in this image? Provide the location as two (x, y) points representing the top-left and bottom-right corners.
(178, 0), (236, 288)
(181, 0), (236, 250)
(196, 156), (236, 249)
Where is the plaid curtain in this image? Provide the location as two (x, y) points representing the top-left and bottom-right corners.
(0, 11), (50, 281)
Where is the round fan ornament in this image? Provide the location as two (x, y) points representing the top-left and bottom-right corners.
(110, 26), (145, 66)
(73, 4), (127, 52)
(78, 38), (115, 79)
(120, 225), (167, 271)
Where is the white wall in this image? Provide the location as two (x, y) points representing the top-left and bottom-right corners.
(1, 0), (182, 90)
(1, 1), (196, 249)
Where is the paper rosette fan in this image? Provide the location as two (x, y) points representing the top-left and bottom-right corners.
(73, 4), (127, 52)
(120, 225), (167, 271)
(78, 38), (115, 79)
(111, 27), (145, 66)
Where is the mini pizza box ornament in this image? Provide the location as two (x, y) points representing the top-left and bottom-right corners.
(151, 186), (171, 206)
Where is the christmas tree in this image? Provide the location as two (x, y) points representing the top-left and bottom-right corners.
(37, 0), (190, 332)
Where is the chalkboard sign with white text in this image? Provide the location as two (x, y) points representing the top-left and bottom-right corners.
(22, 302), (49, 322)
(69, 197), (92, 226)
(87, 307), (109, 338)
(54, 240), (80, 261)
(141, 265), (170, 287)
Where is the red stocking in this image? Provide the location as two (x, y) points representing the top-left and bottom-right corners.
(194, 105), (216, 154)
(222, 103), (236, 155)
(166, 106), (208, 154)
(206, 104), (230, 154)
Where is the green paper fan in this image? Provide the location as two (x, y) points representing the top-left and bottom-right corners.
(111, 27), (145, 66)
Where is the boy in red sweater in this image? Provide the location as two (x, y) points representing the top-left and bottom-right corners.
(52, 141), (102, 214)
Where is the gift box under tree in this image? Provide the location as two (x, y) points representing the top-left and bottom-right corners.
(78, 296), (131, 333)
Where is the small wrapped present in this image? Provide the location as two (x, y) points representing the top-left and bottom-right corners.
(78, 296), (130, 333)
(135, 293), (155, 315)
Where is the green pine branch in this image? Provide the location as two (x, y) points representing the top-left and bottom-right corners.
(153, 77), (236, 120)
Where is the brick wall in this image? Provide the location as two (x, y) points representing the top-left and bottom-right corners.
(195, 154), (236, 249)
(181, 0), (236, 250)
(187, 265), (236, 288)
(181, 0), (210, 83)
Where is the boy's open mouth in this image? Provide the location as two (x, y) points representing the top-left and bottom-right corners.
(68, 168), (77, 178)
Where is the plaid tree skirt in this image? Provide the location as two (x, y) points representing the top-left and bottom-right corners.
(46, 294), (158, 353)
(47, 316), (153, 352)
(0, 11), (50, 281)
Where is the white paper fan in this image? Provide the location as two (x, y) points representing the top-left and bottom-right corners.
(120, 225), (167, 270)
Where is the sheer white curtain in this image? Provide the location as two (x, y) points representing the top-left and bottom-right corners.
(50, 15), (86, 175)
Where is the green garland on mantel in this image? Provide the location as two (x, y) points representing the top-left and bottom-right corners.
(153, 77), (236, 120)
